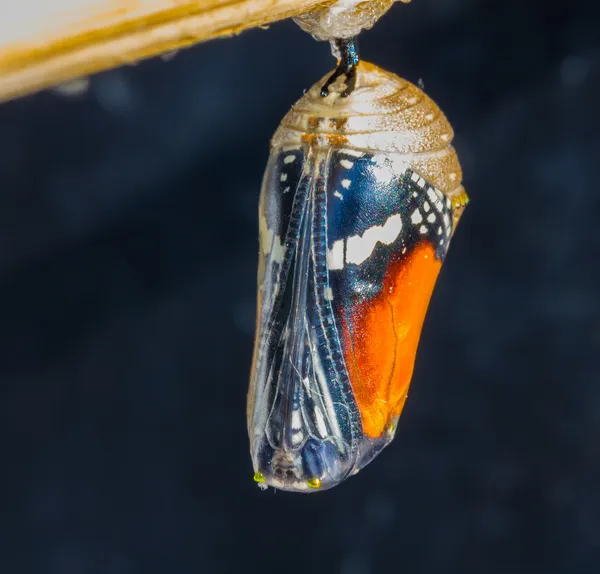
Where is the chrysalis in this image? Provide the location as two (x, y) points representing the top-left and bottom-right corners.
(247, 40), (468, 492)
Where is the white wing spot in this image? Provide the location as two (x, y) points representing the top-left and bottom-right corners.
(437, 226), (443, 235)
(371, 163), (396, 185)
(346, 214), (402, 266)
(411, 172), (420, 182)
(411, 209), (423, 225)
(427, 189), (438, 204)
(271, 236), (285, 262)
(283, 187), (290, 194)
(280, 173), (288, 182)
(389, 156), (411, 176)
(284, 155), (296, 164)
(327, 240), (345, 270)
(259, 212), (274, 254)
(423, 202), (431, 212)
(341, 179), (351, 189)
(334, 190), (344, 200)
(418, 177), (427, 188)
(419, 225), (428, 234)
(343, 149), (364, 157)
(314, 407), (328, 437)
(324, 287), (334, 301)
(291, 410), (302, 430)
(427, 213), (436, 223)
(340, 159), (354, 169)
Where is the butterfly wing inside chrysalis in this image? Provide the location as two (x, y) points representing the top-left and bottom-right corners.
(326, 151), (453, 445)
(249, 147), (362, 492)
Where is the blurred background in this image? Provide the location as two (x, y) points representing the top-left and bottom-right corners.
(1, 0), (599, 572)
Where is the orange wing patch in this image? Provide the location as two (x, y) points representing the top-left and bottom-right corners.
(341, 242), (442, 438)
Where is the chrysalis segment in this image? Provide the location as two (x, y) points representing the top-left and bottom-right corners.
(248, 62), (467, 492)
(249, 147), (362, 492)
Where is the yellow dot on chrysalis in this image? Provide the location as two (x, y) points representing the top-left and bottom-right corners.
(307, 477), (322, 489)
(253, 472), (265, 483)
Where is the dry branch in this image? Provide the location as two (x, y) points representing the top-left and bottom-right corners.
(0, 0), (336, 102)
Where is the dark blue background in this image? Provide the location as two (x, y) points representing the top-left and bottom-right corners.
(1, 0), (599, 572)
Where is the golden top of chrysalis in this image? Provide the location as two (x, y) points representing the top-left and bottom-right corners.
(272, 61), (464, 196)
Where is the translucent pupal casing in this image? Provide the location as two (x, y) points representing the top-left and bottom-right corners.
(248, 62), (468, 493)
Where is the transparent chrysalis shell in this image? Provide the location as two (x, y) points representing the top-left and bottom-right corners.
(248, 62), (468, 492)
